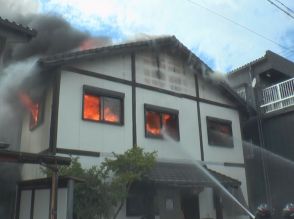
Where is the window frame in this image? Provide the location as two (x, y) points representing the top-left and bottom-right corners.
(29, 95), (45, 131)
(206, 116), (234, 148)
(144, 104), (180, 141)
(82, 85), (124, 126)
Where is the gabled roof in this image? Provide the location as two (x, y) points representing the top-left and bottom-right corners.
(228, 50), (294, 77)
(39, 36), (209, 69)
(39, 36), (252, 114)
(147, 161), (241, 187)
(0, 16), (37, 38)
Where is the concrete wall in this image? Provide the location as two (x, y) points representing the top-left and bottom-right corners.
(136, 51), (196, 96)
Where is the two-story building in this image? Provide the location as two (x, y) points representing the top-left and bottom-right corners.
(16, 36), (252, 219)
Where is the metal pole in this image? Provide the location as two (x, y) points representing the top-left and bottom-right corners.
(50, 170), (58, 219)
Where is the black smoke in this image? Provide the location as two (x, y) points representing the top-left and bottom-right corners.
(4, 14), (111, 63)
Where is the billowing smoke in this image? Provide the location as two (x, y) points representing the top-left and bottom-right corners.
(0, 4), (112, 218)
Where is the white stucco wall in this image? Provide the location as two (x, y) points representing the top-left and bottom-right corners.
(33, 189), (50, 219)
(20, 85), (53, 153)
(136, 51), (196, 96)
(199, 187), (216, 219)
(200, 102), (244, 164)
(19, 190), (32, 219)
(72, 54), (132, 81)
(57, 71), (132, 154)
(136, 88), (201, 161)
(198, 75), (235, 106)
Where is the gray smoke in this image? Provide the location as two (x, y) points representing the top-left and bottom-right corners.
(0, 7), (112, 218)
(4, 14), (111, 62)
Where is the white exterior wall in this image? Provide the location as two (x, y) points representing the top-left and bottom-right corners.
(72, 54), (132, 81)
(136, 51), (196, 96)
(200, 102), (244, 164)
(19, 191), (32, 219)
(20, 85), (53, 180)
(199, 187), (216, 219)
(18, 188), (68, 219)
(136, 88), (201, 161)
(33, 189), (50, 219)
(198, 76), (235, 106)
(20, 85), (53, 153)
(57, 71), (132, 154)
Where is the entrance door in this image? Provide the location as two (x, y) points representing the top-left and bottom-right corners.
(181, 194), (200, 219)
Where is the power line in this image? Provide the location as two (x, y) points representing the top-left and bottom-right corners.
(274, 0), (294, 15)
(185, 0), (294, 53)
(266, 0), (294, 20)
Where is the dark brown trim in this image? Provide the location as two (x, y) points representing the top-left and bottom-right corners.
(82, 85), (125, 126)
(62, 66), (239, 110)
(223, 162), (245, 167)
(56, 148), (100, 157)
(198, 97), (237, 110)
(62, 66), (132, 86)
(49, 71), (61, 154)
(195, 75), (204, 161)
(19, 177), (82, 190)
(131, 53), (137, 147)
(30, 189), (35, 219)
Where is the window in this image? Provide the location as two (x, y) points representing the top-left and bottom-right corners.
(18, 92), (44, 130)
(29, 98), (43, 130)
(144, 104), (180, 141)
(82, 85), (124, 125)
(235, 85), (247, 101)
(206, 117), (233, 148)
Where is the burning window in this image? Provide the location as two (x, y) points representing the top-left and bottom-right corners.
(18, 92), (44, 130)
(207, 117), (233, 148)
(145, 104), (179, 141)
(82, 86), (124, 125)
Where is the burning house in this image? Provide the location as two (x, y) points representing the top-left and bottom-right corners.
(16, 36), (252, 219)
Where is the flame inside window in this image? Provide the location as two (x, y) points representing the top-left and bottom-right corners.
(18, 92), (42, 130)
(83, 94), (100, 121)
(83, 93), (121, 124)
(103, 97), (120, 122)
(145, 109), (179, 140)
(146, 111), (161, 136)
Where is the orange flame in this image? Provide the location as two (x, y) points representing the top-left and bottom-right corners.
(83, 94), (100, 121)
(18, 92), (39, 128)
(146, 111), (161, 135)
(104, 107), (119, 122)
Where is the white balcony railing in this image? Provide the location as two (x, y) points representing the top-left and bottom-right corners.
(261, 78), (294, 113)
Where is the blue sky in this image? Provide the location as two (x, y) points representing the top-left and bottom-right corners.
(3, 0), (294, 72)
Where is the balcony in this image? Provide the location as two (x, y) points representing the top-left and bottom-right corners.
(260, 78), (294, 113)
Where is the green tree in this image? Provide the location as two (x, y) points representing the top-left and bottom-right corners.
(43, 147), (156, 219)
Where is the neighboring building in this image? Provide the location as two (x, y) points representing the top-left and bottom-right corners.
(0, 17), (36, 219)
(0, 16), (36, 66)
(228, 50), (294, 219)
(17, 36), (251, 219)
